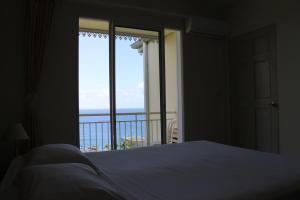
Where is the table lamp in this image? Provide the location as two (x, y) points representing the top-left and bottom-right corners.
(7, 123), (29, 155)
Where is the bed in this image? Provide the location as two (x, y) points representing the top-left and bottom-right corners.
(1, 141), (300, 200)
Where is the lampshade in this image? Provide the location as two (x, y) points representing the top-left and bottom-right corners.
(7, 123), (29, 140)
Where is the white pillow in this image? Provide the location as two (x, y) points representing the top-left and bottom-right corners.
(24, 144), (101, 174)
(16, 163), (124, 200)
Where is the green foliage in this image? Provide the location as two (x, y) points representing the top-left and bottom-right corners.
(103, 139), (133, 151)
(120, 140), (131, 150)
(104, 144), (110, 151)
(86, 145), (97, 152)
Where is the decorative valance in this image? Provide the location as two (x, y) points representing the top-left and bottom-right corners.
(79, 29), (158, 42)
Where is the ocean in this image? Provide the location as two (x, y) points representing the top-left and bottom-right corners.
(79, 108), (161, 151)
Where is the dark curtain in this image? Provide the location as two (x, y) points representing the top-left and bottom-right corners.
(24, 0), (55, 148)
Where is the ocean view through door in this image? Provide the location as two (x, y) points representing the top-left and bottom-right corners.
(78, 18), (182, 152)
(115, 27), (161, 149)
(79, 19), (111, 151)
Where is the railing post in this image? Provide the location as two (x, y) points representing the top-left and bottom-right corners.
(135, 114), (138, 147)
(146, 113), (150, 146)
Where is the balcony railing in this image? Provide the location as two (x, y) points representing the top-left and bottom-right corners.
(79, 111), (176, 152)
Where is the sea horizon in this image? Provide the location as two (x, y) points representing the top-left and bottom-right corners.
(79, 107), (144, 114)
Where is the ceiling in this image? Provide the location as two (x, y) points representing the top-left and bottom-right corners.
(98, 0), (239, 6)
(201, 0), (238, 6)
(72, 0), (239, 9)
(72, 0), (239, 19)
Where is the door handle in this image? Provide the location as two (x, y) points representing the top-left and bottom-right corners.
(269, 101), (279, 108)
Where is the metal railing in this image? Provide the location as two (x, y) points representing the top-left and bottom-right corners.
(79, 111), (176, 152)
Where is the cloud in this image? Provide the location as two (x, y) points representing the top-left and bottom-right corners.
(137, 81), (144, 89)
(116, 87), (144, 108)
(79, 83), (145, 109)
(79, 88), (110, 109)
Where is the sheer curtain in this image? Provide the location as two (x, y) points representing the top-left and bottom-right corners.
(24, 0), (55, 148)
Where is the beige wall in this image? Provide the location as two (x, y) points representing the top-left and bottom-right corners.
(146, 33), (180, 144)
(229, 0), (300, 154)
(146, 41), (161, 144)
(147, 41), (160, 114)
(165, 32), (178, 114)
(165, 32), (179, 141)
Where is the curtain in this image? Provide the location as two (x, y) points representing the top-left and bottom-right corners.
(24, 0), (55, 148)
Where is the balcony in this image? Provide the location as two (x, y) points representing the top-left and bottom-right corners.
(79, 112), (177, 152)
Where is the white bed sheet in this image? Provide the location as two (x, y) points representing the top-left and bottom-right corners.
(86, 141), (300, 200)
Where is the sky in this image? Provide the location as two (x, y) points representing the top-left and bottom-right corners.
(79, 35), (144, 110)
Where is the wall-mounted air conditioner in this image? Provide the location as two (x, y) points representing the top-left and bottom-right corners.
(185, 16), (228, 37)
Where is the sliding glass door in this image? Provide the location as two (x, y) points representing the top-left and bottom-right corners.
(79, 19), (111, 152)
(78, 18), (182, 152)
(115, 27), (162, 150)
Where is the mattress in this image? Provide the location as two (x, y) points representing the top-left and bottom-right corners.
(2, 141), (300, 200)
(86, 141), (300, 200)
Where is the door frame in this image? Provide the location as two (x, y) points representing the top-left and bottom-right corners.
(76, 16), (184, 149)
(230, 25), (279, 153)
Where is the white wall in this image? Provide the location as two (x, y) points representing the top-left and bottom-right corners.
(183, 34), (227, 143)
(229, 0), (300, 154)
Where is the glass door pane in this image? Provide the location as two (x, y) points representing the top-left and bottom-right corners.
(115, 27), (161, 150)
(78, 18), (111, 152)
